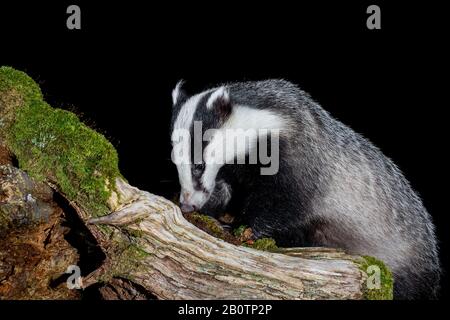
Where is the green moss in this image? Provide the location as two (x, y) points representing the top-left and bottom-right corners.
(233, 225), (247, 237)
(101, 241), (151, 282)
(244, 238), (278, 252)
(125, 228), (145, 238)
(96, 224), (114, 236)
(188, 212), (225, 238)
(357, 255), (394, 300)
(0, 67), (121, 218)
(0, 66), (42, 103)
(0, 67), (43, 139)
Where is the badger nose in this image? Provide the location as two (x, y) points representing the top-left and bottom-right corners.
(180, 203), (196, 213)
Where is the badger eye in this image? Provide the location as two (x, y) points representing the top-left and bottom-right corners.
(192, 163), (205, 176)
(194, 163), (205, 170)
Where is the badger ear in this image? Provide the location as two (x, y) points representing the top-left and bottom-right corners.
(172, 80), (187, 105)
(206, 87), (231, 117)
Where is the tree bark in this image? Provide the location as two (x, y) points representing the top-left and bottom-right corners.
(79, 178), (374, 300)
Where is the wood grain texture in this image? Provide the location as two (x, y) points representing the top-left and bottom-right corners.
(85, 178), (368, 300)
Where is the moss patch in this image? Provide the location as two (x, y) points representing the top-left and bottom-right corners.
(233, 225), (247, 237)
(101, 240), (151, 283)
(0, 67), (42, 106)
(184, 213), (279, 251)
(125, 227), (145, 238)
(0, 67), (42, 140)
(184, 212), (240, 245)
(0, 67), (121, 218)
(357, 255), (394, 300)
(244, 238), (278, 252)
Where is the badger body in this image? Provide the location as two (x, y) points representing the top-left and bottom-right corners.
(170, 79), (440, 299)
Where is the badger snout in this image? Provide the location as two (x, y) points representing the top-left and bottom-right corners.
(179, 191), (204, 213)
(180, 202), (196, 213)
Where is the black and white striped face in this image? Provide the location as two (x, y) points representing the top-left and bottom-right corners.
(170, 81), (231, 213)
(170, 81), (286, 214)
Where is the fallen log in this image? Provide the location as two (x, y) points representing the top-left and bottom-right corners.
(0, 66), (393, 300)
(85, 178), (390, 299)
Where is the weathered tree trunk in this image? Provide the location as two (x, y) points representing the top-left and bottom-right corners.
(0, 164), (80, 299)
(76, 178), (379, 299)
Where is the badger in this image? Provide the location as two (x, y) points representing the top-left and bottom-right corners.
(170, 79), (440, 299)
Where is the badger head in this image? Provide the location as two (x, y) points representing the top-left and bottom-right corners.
(170, 81), (284, 215)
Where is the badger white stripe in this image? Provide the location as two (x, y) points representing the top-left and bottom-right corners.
(206, 86), (229, 109)
(172, 80), (184, 105)
(172, 91), (209, 194)
(201, 105), (289, 192)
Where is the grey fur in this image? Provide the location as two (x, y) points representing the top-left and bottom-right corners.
(172, 79), (441, 299)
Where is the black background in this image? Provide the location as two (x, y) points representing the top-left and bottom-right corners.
(0, 0), (448, 303)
